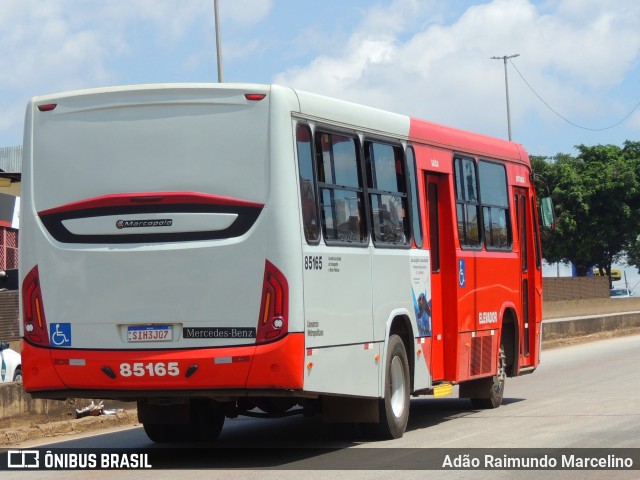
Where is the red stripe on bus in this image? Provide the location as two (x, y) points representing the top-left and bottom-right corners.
(38, 192), (265, 216)
(409, 117), (526, 163)
(22, 333), (304, 393)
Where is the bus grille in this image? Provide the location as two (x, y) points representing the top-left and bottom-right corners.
(470, 335), (493, 377)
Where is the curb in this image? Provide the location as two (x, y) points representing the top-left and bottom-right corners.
(0, 409), (138, 446)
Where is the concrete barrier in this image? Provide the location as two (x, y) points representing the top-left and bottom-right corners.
(0, 382), (69, 422)
(542, 311), (640, 341)
(0, 382), (132, 430)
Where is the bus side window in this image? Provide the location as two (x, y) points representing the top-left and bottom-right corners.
(454, 157), (481, 248)
(315, 131), (367, 245)
(365, 141), (410, 246)
(296, 124), (320, 244)
(406, 146), (422, 248)
(478, 160), (511, 250)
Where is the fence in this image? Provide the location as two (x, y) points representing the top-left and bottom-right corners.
(0, 227), (18, 270)
(0, 290), (19, 342)
(542, 276), (609, 301)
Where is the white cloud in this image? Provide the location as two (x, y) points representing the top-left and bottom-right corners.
(274, 0), (640, 139)
(0, 0), (216, 144)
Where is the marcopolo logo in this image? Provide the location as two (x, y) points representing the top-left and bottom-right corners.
(116, 219), (173, 229)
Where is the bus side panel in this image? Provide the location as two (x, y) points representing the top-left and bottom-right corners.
(371, 249), (412, 341)
(303, 343), (381, 397)
(372, 248), (432, 392)
(301, 245), (380, 397)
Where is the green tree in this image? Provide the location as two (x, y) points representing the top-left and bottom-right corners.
(532, 143), (640, 280)
(628, 237), (640, 272)
(621, 140), (640, 272)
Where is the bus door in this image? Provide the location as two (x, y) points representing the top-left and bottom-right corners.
(514, 188), (536, 369)
(424, 173), (447, 381)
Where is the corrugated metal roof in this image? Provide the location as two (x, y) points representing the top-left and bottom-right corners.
(0, 146), (22, 173)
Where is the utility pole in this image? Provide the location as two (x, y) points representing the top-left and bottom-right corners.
(491, 53), (519, 141)
(214, 0), (224, 82)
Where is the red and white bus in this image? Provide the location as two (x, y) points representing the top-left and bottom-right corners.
(20, 84), (550, 441)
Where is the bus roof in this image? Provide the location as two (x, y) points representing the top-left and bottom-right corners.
(291, 86), (528, 166)
(29, 82), (528, 166)
(408, 117), (527, 165)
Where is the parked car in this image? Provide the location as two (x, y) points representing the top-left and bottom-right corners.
(0, 341), (22, 382)
(610, 288), (634, 298)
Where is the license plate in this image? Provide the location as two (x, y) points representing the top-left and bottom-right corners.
(127, 325), (173, 342)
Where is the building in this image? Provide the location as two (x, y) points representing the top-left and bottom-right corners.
(0, 146), (21, 287)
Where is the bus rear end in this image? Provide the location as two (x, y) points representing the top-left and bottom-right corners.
(20, 84), (304, 441)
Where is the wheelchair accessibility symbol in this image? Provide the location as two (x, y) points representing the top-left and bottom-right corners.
(50, 323), (71, 347)
(458, 259), (466, 288)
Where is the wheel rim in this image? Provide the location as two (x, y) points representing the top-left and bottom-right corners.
(494, 346), (506, 394)
(389, 356), (406, 418)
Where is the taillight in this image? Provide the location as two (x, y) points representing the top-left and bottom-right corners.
(22, 266), (50, 347)
(37, 104), (57, 112)
(257, 260), (288, 343)
(245, 93), (266, 101)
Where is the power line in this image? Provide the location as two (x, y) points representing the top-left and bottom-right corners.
(508, 58), (640, 132)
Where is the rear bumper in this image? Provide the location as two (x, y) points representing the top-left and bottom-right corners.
(22, 333), (304, 395)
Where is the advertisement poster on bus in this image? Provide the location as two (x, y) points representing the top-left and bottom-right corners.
(410, 252), (432, 337)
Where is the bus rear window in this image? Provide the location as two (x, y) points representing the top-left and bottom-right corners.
(296, 124), (320, 244)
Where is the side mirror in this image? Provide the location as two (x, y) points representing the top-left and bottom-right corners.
(539, 197), (555, 230)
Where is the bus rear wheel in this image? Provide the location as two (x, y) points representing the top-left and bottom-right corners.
(140, 399), (225, 443)
(469, 344), (506, 409)
(370, 334), (410, 439)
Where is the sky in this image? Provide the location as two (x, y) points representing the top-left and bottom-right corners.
(2, 0), (640, 289)
(2, 0), (640, 158)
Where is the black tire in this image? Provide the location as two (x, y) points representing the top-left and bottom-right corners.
(470, 344), (506, 409)
(371, 334), (410, 439)
(143, 399), (225, 443)
(143, 423), (190, 443)
(12, 366), (22, 383)
(190, 399), (225, 442)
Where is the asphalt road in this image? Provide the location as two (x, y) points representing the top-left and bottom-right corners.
(6, 334), (640, 479)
